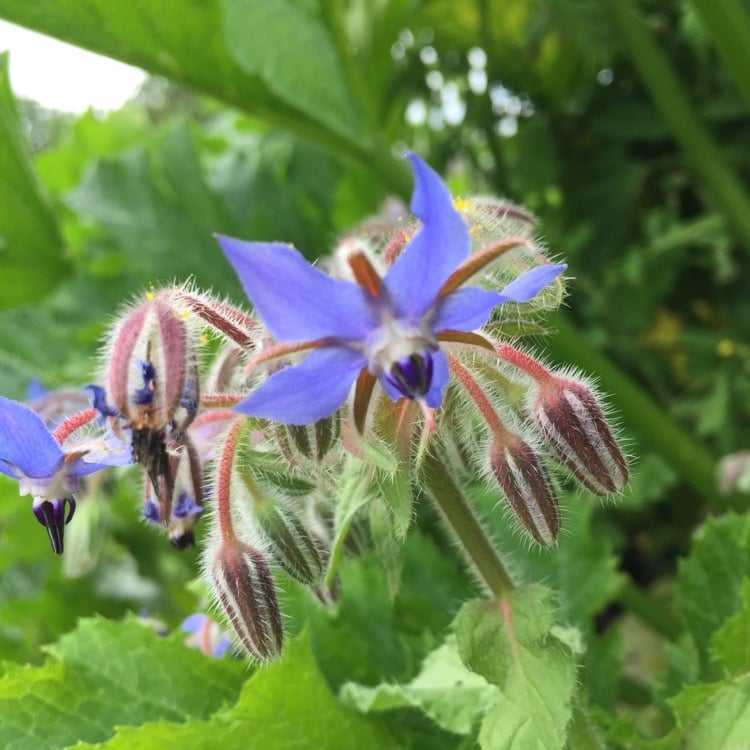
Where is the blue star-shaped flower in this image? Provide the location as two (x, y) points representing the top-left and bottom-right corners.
(217, 154), (565, 426)
(0, 396), (131, 552)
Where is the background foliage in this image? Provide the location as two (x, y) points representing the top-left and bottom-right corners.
(1, 1), (750, 747)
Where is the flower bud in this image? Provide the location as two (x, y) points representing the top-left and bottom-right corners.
(274, 413), (341, 465)
(207, 540), (283, 661)
(105, 292), (199, 434)
(533, 375), (628, 495)
(489, 434), (560, 545)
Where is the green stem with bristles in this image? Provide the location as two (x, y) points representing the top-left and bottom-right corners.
(421, 451), (514, 597)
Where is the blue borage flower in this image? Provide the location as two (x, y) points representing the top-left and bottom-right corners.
(217, 154), (565, 427)
(0, 395), (132, 553)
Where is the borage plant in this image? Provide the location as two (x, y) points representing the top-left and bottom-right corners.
(0, 154), (628, 740)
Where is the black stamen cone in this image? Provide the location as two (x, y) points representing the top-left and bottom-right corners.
(33, 497), (76, 555)
(387, 352), (434, 399)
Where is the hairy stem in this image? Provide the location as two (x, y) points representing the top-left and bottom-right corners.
(421, 451), (514, 597)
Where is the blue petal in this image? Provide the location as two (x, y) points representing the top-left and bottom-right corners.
(236, 346), (367, 425)
(218, 236), (377, 342)
(378, 374), (404, 403)
(431, 287), (503, 332)
(181, 613), (207, 635)
(496, 264), (566, 303)
(423, 349), (450, 408)
(0, 397), (63, 479)
(383, 154), (470, 320)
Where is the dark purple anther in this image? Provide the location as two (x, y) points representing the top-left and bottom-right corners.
(386, 352), (434, 399)
(133, 360), (157, 405)
(32, 497), (76, 555)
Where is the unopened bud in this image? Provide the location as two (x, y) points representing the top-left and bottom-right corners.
(105, 292), (199, 434)
(208, 541), (283, 661)
(533, 375), (628, 495)
(274, 414), (340, 465)
(489, 435), (560, 545)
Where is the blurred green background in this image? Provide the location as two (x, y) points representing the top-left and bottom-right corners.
(0, 0), (749, 738)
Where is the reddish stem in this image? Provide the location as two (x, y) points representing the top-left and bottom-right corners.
(216, 419), (244, 542)
(201, 393), (245, 408)
(447, 355), (508, 438)
(496, 344), (552, 384)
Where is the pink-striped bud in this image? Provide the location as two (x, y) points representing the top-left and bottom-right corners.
(105, 292), (200, 435)
(489, 434), (560, 545)
(533, 375), (628, 495)
(208, 540), (284, 661)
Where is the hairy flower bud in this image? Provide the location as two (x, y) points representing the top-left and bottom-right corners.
(207, 540), (283, 661)
(532, 374), (628, 495)
(105, 292), (200, 434)
(489, 434), (560, 545)
(105, 291), (201, 502)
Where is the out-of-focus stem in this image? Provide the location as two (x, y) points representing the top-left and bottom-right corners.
(605, 0), (750, 251)
(689, 0), (750, 108)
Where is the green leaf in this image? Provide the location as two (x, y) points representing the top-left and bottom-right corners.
(676, 513), (750, 677)
(453, 585), (577, 750)
(74, 631), (395, 749)
(341, 633), (500, 736)
(0, 1), (366, 160)
(711, 578), (750, 677)
(221, 0), (358, 138)
(0, 615), (246, 750)
(368, 497), (405, 600)
(0, 52), (69, 307)
(651, 676), (750, 750)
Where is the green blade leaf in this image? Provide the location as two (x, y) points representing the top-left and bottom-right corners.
(0, 52), (69, 307)
(220, 0), (359, 138)
(453, 585), (578, 750)
(0, 1), (364, 156)
(0, 615), (246, 750)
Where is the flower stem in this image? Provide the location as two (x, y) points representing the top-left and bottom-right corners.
(605, 0), (750, 251)
(216, 419), (244, 543)
(420, 451), (514, 597)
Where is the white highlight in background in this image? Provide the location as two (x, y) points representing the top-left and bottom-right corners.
(0, 21), (146, 112)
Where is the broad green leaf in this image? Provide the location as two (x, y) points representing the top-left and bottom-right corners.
(0, 1), (363, 151)
(0, 615), (246, 750)
(341, 633), (500, 736)
(0, 52), (68, 307)
(711, 578), (750, 677)
(453, 585), (577, 750)
(676, 513), (750, 677)
(649, 675), (750, 750)
(74, 632), (395, 749)
(221, 0), (358, 138)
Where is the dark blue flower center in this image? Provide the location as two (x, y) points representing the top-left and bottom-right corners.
(386, 352), (434, 400)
